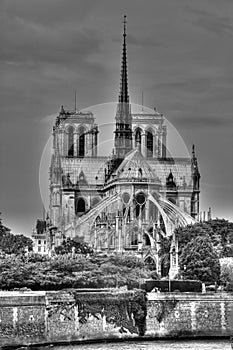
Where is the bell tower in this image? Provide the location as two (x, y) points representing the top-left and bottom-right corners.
(114, 15), (133, 159)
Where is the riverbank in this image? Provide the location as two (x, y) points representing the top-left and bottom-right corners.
(2, 335), (231, 350)
(0, 290), (232, 348)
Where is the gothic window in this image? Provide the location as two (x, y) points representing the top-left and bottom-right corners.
(146, 131), (153, 158)
(135, 192), (146, 219)
(131, 227), (138, 246)
(135, 128), (141, 152)
(144, 233), (151, 246)
(67, 126), (74, 156)
(76, 197), (86, 214)
(78, 127), (85, 157)
(145, 256), (156, 269)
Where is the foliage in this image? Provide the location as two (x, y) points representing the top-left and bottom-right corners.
(220, 257), (233, 290)
(72, 290), (147, 335)
(176, 219), (233, 259)
(0, 213), (33, 254)
(179, 234), (221, 283)
(54, 237), (93, 255)
(0, 252), (153, 290)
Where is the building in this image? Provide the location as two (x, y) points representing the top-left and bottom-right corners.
(33, 17), (200, 276)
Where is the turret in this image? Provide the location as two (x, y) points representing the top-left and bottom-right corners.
(191, 144), (200, 219)
(49, 130), (62, 227)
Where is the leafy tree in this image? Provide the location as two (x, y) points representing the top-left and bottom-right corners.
(54, 237), (93, 255)
(176, 219), (233, 259)
(0, 252), (153, 290)
(220, 257), (233, 287)
(0, 213), (33, 254)
(179, 234), (221, 283)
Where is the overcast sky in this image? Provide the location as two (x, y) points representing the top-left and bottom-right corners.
(1, 0), (233, 236)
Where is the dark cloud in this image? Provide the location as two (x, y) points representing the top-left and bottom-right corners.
(0, 12), (103, 65)
(171, 112), (233, 129)
(187, 6), (233, 37)
(1, 0), (95, 27)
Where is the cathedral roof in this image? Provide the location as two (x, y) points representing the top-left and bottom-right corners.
(113, 149), (160, 182)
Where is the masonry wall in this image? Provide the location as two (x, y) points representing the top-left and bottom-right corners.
(0, 291), (232, 348)
(147, 293), (233, 338)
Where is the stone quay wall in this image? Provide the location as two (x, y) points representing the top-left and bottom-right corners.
(0, 291), (232, 348)
(147, 293), (233, 338)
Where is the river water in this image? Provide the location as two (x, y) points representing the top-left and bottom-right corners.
(46, 339), (230, 350)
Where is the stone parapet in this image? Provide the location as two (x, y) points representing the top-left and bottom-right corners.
(0, 291), (232, 348)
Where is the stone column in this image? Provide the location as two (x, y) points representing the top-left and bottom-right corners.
(162, 126), (167, 158)
(141, 132), (146, 157)
(91, 131), (94, 157)
(95, 130), (98, 157)
(190, 302), (197, 332)
(157, 132), (162, 158)
(116, 216), (122, 252)
(145, 199), (149, 222)
(73, 132), (77, 157)
(153, 134), (157, 158)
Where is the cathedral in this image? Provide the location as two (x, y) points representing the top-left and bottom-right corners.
(32, 17), (200, 276)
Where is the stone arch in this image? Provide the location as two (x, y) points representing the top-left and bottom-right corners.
(145, 125), (155, 134)
(65, 123), (76, 132)
(75, 196), (87, 215)
(135, 191), (146, 219)
(144, 256), (156, 270)
(143, 232), (151, 246)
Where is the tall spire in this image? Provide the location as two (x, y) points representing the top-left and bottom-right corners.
(114, 15), (132, 159)
(119, 15), (129, 103)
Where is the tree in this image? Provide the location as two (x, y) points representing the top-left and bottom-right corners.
(54, 237), (93, 255)
(220, 257), (233, 288)
(0, 251), (153, 290)
(179, 234), (220, 283)
(0, 213), (33, 254)
(176, 219), (233, 259)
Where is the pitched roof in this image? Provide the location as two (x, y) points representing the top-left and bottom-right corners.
(113, 149), (159, 181)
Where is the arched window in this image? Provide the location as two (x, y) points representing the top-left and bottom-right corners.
(67, 126), (74, 156)
(145, 256), (156, 270)
(135, 128), (141, 152)
(135, 192), (146, 219)
(144, 233), (151, 246)
(78, 127), (85, 157)
(131, 227), (138, 246)
(146, 131), (153, 158)
(76, 197), (86, 214)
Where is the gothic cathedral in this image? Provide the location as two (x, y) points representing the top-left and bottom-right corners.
(33, 17), (200, 275)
